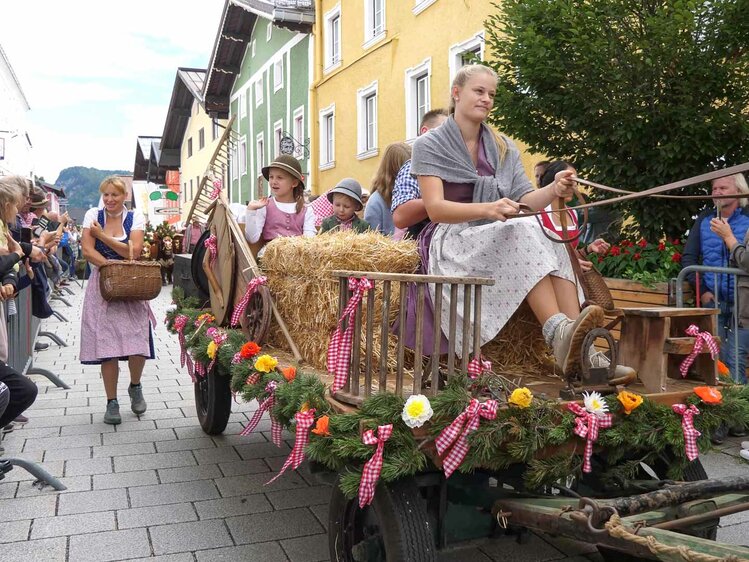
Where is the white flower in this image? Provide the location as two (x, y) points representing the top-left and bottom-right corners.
(401, 395), (434, 428)
(582, 391), (609, 417)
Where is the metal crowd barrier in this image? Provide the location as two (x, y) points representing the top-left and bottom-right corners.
(676, 265), (749, 383)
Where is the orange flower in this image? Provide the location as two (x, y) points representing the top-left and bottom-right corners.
(311, 415), (330, 437)
(617, 390), (643, 415)
(240, 341), (261, 359)
(282, 366), (296, 382)
(717, 360), (730, 377)
(694, 386), (723, 405)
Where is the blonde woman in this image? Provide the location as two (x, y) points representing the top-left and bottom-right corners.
(411, 64), (604, 375)
(364, 142), (412, 235)
(81, 177), (153, 424)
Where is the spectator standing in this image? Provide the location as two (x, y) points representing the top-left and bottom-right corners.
(364, 143), (411, 235)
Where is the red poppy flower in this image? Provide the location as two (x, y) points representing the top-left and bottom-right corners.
(638, 239), (648, 248)
(633, 252), (641, 260)
(610, 246), (621, 256)
(658, 242), (666, 251)
(623, 248), (630, 254)
(672, 252), (682, 263)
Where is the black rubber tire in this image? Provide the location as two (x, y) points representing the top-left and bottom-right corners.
(329, 477), (437, 562)
(191, 230), (213, 296)
(194, 365), (232, 435)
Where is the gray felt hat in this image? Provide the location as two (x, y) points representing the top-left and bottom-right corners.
(327, 178), (364, 210)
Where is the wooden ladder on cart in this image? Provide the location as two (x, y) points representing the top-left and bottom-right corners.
(184, 116), (302, 361)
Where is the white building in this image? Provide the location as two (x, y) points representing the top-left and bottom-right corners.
(0, 44), (33, 178)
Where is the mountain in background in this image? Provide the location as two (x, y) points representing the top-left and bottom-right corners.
(54, 166), (130, 209)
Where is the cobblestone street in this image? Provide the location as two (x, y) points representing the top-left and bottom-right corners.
(0, 282), (746, 561)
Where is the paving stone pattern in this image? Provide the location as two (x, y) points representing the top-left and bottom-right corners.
(0, 284), (747, 561)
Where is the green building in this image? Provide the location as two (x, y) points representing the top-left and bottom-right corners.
(203, 0), (314, 204)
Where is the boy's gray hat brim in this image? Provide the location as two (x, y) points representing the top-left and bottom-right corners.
(327, 178), (364, 210)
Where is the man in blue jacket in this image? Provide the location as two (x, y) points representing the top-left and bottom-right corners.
(682, 173), (749, 391)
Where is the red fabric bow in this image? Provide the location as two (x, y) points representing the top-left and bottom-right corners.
(359, 424), (393, 507)
(435, 399), (498, 478)
(209, 178), (222, 199)
(173, 315), (196, 382)
(673, 403), (701, 461)
(327, 278), (375, 393)
(266, 409), (316, 485)
(680, 324), (720, 378)
(467, 356), (492, 379)
(567, 402), (613, 473)
(230, 276), (268, 327)
(240, 381), (282, 445)
(204, 234), (218, 268)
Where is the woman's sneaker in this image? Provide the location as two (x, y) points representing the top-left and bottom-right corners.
(128, 385), (147, 415)
(552, 305), (605, 374)
(104, 400), (121, 425)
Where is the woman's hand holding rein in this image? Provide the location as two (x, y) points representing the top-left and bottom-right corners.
(483, 198), (520, 222)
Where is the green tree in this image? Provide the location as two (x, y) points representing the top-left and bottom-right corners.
(485, 0), (749, 240)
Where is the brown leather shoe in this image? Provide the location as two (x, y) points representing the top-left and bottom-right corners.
(552, 305), (605, 374)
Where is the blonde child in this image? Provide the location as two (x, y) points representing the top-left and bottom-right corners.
(244, 155), (315, 251)
(320, 179), (371, 234)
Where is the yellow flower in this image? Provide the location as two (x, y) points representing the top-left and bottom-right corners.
(401, 395), (433, 428)
(206, 341), (218, 360)
(253, 354), (278, 373)
(508, 388), (533, 408)
(617, 390), (643, 415)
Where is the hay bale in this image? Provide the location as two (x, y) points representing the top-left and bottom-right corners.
(261, 232), (420, 372)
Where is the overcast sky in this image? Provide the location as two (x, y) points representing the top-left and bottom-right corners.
(2, 0), (224, 182)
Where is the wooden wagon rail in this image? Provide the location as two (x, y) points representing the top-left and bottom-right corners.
(331, 270), (493, 405)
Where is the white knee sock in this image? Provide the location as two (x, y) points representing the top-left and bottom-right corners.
(543, 313), (568, 346)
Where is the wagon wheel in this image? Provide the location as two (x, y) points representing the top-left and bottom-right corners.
(239, 285), (272, 344)
(194, 363), (232, 435)
(329, 476), (437, 562)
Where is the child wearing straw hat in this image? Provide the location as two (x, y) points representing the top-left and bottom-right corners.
(319, 178), (371, 234)
(244, 155), (315, 251)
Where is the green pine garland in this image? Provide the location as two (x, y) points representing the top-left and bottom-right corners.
(167, 297), (749, 498)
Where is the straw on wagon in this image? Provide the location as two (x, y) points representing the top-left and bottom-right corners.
(261, 231), (421, 377)
(261, 230), (555, 383)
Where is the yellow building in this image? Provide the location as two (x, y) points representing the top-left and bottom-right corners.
(310, 0), (540, 194)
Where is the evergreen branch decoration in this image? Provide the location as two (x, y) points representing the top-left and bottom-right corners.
(167, 304), (749, 497)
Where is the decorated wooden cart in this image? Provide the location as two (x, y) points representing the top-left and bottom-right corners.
(171, 162), (749, 561)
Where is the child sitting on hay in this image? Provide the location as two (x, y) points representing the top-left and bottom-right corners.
(244, 155), (316, 255)
(319, 178), (371, 234)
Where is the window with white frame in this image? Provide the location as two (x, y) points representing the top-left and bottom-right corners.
(274, 120), (284, 158)
(413, 0), (437, 16)
(230, 144), (238, 180)
(239, 136), (248, 176)
(319, 104), (335, 169)
(254, 76), (264, 107)
(267, 21), (273, 42)
(212, 120), (220, 141)
(324, 5), (341, 71)
(356, 81), (378, 157)
(293, 107), (304, 158)
(256, 133), (265, 174)
(273, 58), (284, 92)
(363, 0), (385, 47)
(189, 178), (194, 200)
(251, 40), (256, 57)
(449, 32), (485, 82)
(239, 92), (247, 119)
(404, 58), (431, 140)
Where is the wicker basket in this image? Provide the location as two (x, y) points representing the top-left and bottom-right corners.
(99, 243), (162, 302)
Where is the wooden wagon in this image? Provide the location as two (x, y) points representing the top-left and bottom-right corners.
(175, 190), (749, 562)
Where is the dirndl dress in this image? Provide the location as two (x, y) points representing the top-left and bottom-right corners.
(80, 210), (155, 365)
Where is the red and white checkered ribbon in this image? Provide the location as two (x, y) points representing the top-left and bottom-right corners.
(435, 399), (498, 478)
(679, 324), (720, 378)
(567, 403), (613, 473)
(673, 403), (701, 461)
(230, 276), (268, 327)
(359, 424), (393, 507)
(240, 381), (282, 445)
(173, 315), (196, 382)
(194, 361), (206, 378)
(204, 234), (218, 268)
(467, 356), (492, 379)
(209, 178), (222, 199)
(266, 409), (316, 485)
(328, 278), (375, 392)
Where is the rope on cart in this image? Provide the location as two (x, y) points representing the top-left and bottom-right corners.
(604, 514), (741, 562)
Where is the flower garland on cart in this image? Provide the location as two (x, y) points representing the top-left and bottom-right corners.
(166, 297), (749, 500)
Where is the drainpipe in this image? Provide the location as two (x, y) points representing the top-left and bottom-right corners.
(309, 0), (324, 194)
